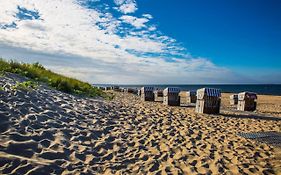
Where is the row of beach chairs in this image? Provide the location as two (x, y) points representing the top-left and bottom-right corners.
(96, 86), (258, 114)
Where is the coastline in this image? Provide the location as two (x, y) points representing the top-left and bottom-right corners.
(96, 84), (281, 96)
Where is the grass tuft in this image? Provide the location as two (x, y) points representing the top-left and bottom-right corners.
(12, 81), (38, 91)
(0, 59), (109, 98)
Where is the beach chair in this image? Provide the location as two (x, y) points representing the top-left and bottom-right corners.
(237, 92), (257, 111)
(96, 86), (105, 90)
(141, 87), (154, 101)
(230, 94), (238, 105)
(154, 89), (164, 102)
(179, 91), (188, 106)
(195, 88), (221, 114)
(163, 87), (180, 106)
(112, 86), (120, 91)
(105, 87), (111, 91)
(137, 89), (141, 96)
(179, 90), (196, 106)
(127, 88), (136, 94)
(124, 88), (129, 93)
(120, 88), (125, 92)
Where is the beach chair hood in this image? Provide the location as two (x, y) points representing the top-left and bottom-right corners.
(196, 88), (221, 100)
(238, 92), (257, 100)
(141, 86), (154, 92)
(163, 87), (180, 95)
(154, 89), (163, 94)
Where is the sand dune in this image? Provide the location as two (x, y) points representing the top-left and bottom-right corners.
(0, 73), (281, 174)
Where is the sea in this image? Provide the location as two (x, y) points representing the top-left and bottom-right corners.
(95, 84), (281, 96)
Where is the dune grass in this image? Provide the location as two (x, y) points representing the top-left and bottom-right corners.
(0, 59), (109, 98)
(11, 81), (39, 91)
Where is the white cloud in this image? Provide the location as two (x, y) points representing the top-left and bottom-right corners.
(119, 3), (137, 14)
(148, 26), (157, 31)
(114, 0), (137, 14)
(0, 0), (239, 84)
(143, 14), (153, 19)
(119, 15), (149, 29)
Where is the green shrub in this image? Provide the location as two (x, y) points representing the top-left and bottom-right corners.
(12, 81), (38, 91)
(56, 79), (72, 93)
(0, 58), (107, 98)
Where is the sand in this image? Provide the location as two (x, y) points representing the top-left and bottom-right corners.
(0, 73), (281, 174)
(221, 93), (281, 118)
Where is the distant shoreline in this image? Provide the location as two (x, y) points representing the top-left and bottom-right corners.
(94, 84), (281, 96)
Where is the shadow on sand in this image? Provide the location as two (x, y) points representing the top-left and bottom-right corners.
(220, 110), (281, 121)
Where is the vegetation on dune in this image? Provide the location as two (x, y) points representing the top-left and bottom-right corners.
(0, 59), (109, 98)
(11, 81), (38, 91)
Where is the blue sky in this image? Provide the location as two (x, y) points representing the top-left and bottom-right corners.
(0, 0), (280, 84)
(136, 0), (281, 70)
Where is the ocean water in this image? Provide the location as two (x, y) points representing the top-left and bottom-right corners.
(97, 84), (281, 96)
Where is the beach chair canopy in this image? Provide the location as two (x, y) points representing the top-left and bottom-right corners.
(141, 86), (154, 92)
(187, 90), (197, 96)
(163, 87), (180, 95)
(154, 87), (163, 91)
(238, 92), (257, 100)
(230, 94), (238, 99)
(197, 88), (221, 99)
(154, 89), (163, 94)
(179, 90), (196, 97)
(179, 91), (187, 96)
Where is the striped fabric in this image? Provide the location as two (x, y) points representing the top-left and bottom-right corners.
(206, 88), (221, 97)
(197, 88), (221, 99)
(141, 86), (154, 92)
(163, 87), (180, 94)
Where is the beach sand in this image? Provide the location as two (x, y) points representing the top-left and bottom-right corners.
(221, 93), (281, 118)
(0, 74), (281, 174)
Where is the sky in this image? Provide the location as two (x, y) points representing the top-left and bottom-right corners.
(0, 0), (280, 84)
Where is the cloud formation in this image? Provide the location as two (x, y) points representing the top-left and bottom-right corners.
(119, 15), (149, 29)
(114, 0), (138, 14)
(0, 0), (237, 84)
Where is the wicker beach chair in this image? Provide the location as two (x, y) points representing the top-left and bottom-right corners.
(195, 88), (221, 114)
(154, 89), (164, 102)
(237, 92), (257, 111)
(105, 87), (111, 91)
(163, 87), (180, 106)
(112, 86), (120, 91)
(141, 87), (154, 101)
(137, 89), (141, 96)
(230, 94), (238, 105)
(179, 90), (196, 106)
